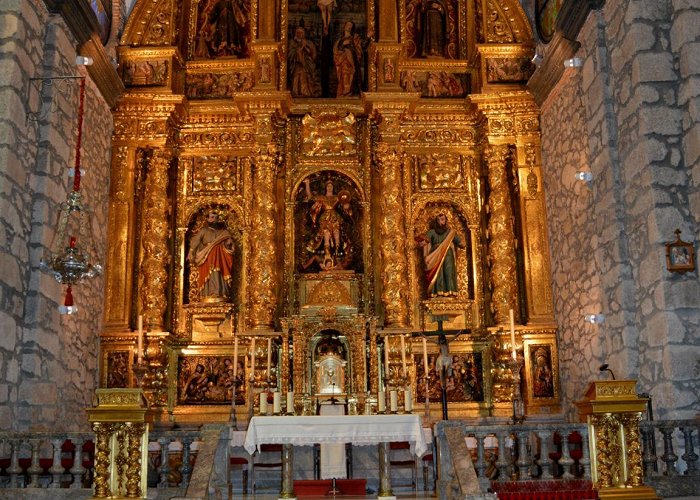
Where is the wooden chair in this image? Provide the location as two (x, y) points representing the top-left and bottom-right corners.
(422, 451), (436, 491)
(227, 455), (249, 496)
(388, 441), (417, 491)
(251, 443), (283, 493)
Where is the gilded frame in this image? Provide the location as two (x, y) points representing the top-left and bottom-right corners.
(523, 333), (561, 412)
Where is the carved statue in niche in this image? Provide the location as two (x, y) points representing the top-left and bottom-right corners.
(288, 24), (322, 97)
(405, 0), (457, 59)
(288, 0), (367, 97)
(296, 172), (361, 273)
(313, 334), (347, 395)
(417, 212), (465, 297)
(532, 346), (554, 398)
(195, 0), (249, 58)
(186, 208), (237, 303)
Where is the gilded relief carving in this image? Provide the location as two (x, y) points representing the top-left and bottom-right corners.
(185, 71), (254, 98)
(417, 152), (464, 190)
(400, 70), (468, 97)
(122, 60), (169, 86)
(301, 112), (357, 157)
(191, 156), (240, 194)
(178, 355), (246, 404)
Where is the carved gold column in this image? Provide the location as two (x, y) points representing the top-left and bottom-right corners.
(140, 148), (172, 331)
(486, 143), (518, 324)
(515, 110), (555, 324)
(576, 380), (660, 500)
(375, 142), (409, 328)
(103, 145), (136, 331)
(92, 421), (113, 497)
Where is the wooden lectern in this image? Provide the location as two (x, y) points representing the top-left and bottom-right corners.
(576, 380), (659, 500)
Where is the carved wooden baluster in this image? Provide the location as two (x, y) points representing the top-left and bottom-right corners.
(49, 438), (64, 488)
(659, 426), (678, 476)
(640, 424), (657, 477)
(514, 431), (529, 480)
(474, 433), (486, 478)
(537, 431), (552, 480)
(559, 432), (574, 479)
(680, 426), (698, 474)
(158, 436), (171, 487)
(180, 436), (194, 486)
(579, 428), (591, 480)
(70, 437), (86, 488)
(27, 439), (42, 487)
(8, 439), (23, 488)
(495, 432), (509, 479)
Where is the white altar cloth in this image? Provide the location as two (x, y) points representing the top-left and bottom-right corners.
(244, 414), (429, 457)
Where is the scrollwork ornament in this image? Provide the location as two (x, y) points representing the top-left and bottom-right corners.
(92, 422), (114, 497)
(486, 145), (518, 324)
(125, 422), (146, 497)
(620, 413), (645, 486)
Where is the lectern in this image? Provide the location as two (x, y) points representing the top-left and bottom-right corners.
(576, 380), (659, 500)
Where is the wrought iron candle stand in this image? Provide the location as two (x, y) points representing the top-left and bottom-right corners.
(508, 355), (526, 424)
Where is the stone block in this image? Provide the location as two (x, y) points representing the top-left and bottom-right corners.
(670, 10), (700, 52)
(5, 358), (18, 383)
(663, 343), (700, 381)
(0, 310), (17, 351)
(624, 0), (669, 23)
(682, 122), (700, 166)
(18, 380), (57, 405)
(638, 106), (682, 136)
(679, 42), (700, 78)
(632, 52), (677, 85)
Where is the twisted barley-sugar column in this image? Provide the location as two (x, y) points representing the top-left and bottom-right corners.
(250, 145), (279, 330)
(593, 414), (614, 488)
(377, 143), (409, 328)
(92, 422), (113, 497)
(486, 144), (519, 324)
(621, 413), (645, 486)
(125, 422), (146, 497)
(140, 149), (171, 330)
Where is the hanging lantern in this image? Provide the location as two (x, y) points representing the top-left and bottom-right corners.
(39, 77), (102, 314)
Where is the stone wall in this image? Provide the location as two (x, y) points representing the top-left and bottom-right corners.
(0, 0), (112, 431)
(540, 0), (700, 419)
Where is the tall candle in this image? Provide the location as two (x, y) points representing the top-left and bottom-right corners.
(286, 391), (294, 415)
(259, 393), (268, 415)
(266, 338), (272, 379)
(400, 335), (407, 374)
(509, 309), (517, 359)
(137, 315), (143, 364)
(422, 337), (429, 376)
(273, 392), (281, 414)
(384, 337), (390, 377)
(404, 388), (413, 413)
(389, 390), (398, 413)
(378, 391), (386, 413)
(233, 336), (238, 378)
(250, 337), (256, 376)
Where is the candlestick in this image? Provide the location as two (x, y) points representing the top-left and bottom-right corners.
(266, 338), (272, 379)
(422, 337), (429, 375)
(250, 337), (256, 377)
(286, 391), (294, 415)
(137, 315), (143, 365)
(404, 388), (413, 413)
(384, 336), (390, 378)
(233, 336), (238, 378)
(400, 335), (407, 375)
(378, 390), (386, 413)
(509, 309), (517, 360)
(273, 392), (281, 414)
(389, 390), (398, 413)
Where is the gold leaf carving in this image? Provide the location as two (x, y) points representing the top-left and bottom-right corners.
(417, 153), (464, 190)
(302, 112), (357, 157)
(307, 280), (353, 306)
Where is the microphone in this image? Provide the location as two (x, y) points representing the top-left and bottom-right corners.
(599, 363), (616, 380)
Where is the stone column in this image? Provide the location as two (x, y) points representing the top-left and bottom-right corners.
(486, 144), (519, 324)
(375, 143), (409, 328)
(249, 144), (279, 330)
(140, 148), (172, 331)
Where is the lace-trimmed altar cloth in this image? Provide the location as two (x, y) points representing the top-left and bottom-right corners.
(243, 414), (429, 457)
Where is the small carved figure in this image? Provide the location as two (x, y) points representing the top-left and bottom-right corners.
(317, 0), (336, 35)
(417, 213), (465, 297)
(188, 210), (235, 301)
(417, 0), (447, 58)
(289, 25), (321, 97)
(533, 347), (554, 398)
(333, 21), (363, 97)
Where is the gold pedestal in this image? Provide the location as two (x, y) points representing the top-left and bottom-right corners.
(576, 380), (660, 500)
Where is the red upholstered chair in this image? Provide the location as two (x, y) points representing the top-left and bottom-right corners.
(388, 441), (417, 491)
(228, 455), (249, 495)
(251, 443), (283, 493)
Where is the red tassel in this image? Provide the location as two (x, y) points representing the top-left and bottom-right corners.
(64, 286), (74, 307)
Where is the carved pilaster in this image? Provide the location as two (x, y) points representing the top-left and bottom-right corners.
(104, 145), (136, 331)
(140, 149), (172, 331)
(249, 144), (280, 330)
(486, 144), (518, 324)
(375, 143), (409, 328)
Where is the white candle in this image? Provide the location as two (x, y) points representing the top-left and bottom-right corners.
(509, 309), (517, 359)
(273, 392), (281, 414)
(250, 337), (256, 376)
(233, 336), (238, 378)
(266, 338), (272, 379)
(404, 388), (413, 412)
(378, 390), (386, 413)
(259, 393), (268, 415)
(137, 315), (143, 364)
(286, 391), (294, 414)
(384, 337), (390, 376)
(400, 335), (407, 374)
(390, 390), (398, 413)
(422, 337), (429, 376)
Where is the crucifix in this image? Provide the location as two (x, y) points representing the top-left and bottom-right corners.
(413, 319), (466, 420)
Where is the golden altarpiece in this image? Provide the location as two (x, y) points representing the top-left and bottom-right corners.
(101, 0), (561, 424)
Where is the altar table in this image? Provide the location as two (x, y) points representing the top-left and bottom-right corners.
(244, 414), (428, 499)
